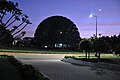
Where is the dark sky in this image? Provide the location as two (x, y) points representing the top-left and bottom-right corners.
(12, 0), (120, 38)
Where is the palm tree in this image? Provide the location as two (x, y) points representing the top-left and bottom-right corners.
(14, 31), (26, 39)
(0, 0), (21, 25)
(6, 15), (20, 27)
(0, 0), (31, 46)
(13, 19), (32, 36)
(10, 14), (32, 36)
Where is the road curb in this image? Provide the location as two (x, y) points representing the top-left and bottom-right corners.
(41, 73), (51, 80)
(62, 58), (93, 66)
(62, 58), (120, 71)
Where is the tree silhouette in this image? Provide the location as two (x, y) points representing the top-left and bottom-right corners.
(0, 25), (13, 46)
(98, 34), (120, 54)
(93, 39), (107, 60)
(79, 40), (92, 59)
(34, 16), (80, 49)
(0, 0), (31, 46)
(114, 45), (120, 56)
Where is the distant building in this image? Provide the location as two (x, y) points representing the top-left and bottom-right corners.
(12, 37), (34, 47)
(22, 37), (34, 47)
(12, 38), (23, 47)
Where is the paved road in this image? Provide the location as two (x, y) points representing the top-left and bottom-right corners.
(3, 53), (120, 80)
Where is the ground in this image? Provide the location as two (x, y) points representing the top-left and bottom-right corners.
(0, 52), (120, 80)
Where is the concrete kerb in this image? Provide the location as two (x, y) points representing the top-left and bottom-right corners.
(62, 58), (120, 71)
(62, 58), (94, 66)
(41, 73), (51, 80)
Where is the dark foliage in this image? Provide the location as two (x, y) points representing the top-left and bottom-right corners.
(79, 40), (92, 59)
(8, 55), (49, 80)
(98, 34), (120, 54)
(93, 39), (107, 52)
(114, 45), (120, 56)
(0, 0), (31, 46)
(93, 39), (107, 60)
(79, 40), (92, 51)
(0, 24), (13, 46)
(34, 16), (81, 49)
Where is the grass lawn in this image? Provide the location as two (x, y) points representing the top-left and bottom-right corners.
(0, 47), (81, 54)
(1, 47), (120, 65)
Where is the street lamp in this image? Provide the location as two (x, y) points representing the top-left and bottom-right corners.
(89, 14), (98, 38)
(90, 14), (99, 61)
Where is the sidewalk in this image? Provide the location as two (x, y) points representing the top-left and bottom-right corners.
(0, 58), (23, 80)
(62, 58), (120, 71)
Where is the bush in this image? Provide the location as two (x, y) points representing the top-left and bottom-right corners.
(64, 56), (76, 59)
(79, 40), (92, 51)
(78, 40), (92, 59)
(0, 54), (9, 58)
(93, 39), (107, 60)
(19, 64), (47, 80)
(115, 45), (120, 56)
(8, 55), (49, 80)
(93, 39), (107, 52)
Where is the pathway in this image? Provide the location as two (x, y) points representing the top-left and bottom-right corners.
(12, 53), (120, 80)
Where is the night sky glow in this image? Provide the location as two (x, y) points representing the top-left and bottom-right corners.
(12, 0), (120, 38)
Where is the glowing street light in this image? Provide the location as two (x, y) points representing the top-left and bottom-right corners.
(89, 14), (93, 18)
(89, 14), (98, 38)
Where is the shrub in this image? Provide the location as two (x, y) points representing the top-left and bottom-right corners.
(93, 39), (107, 60)
(115, 45), (120, 56)
(78, 40), (92, 59)
(8, 55), (49, 80)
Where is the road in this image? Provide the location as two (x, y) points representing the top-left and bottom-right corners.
(1, 53), (120, 80)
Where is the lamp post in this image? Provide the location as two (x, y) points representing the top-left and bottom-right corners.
(89, 14), (98, 38)
(90, 14), (100, 61)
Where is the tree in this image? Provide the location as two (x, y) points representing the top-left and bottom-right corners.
(79, 40), (92, 59)
(34, 16), (80, 49)
(0, 0), (31, 46)
(0, 25), (13, 46)
(93, 39), (107, 60)
(114, 45), (120, 56)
